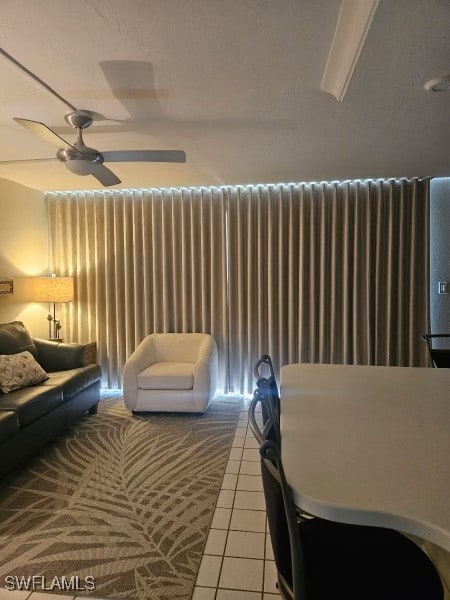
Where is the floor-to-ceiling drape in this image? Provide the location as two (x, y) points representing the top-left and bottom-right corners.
(47, 177), (429, 392)
(226, 178), (429, 392)
(47, 187), (228, 388)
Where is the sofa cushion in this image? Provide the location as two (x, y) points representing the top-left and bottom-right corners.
(0, 351), (49, 393)
(0, 321), (38, 360)
(0, 385), (63, 427)
(39, 365), (102, 400)
(33, 338), (86, 372)
(0, 410), (19, 443)
(139, 362), (195, 390)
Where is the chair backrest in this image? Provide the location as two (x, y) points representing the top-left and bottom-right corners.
(257, 392), (305, 600)
(151, 333), (211, 362)
(254, 354), (280, 423)
(422, 333), (450, 368)
(248, 387), (280, 447)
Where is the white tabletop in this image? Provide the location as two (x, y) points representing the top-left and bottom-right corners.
(280, 363), (450, 551)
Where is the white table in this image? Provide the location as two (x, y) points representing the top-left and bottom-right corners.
(280, 364), (450, 551)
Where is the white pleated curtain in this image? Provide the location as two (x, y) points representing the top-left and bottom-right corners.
(46, 177), (429, 392)
(226, 178), (429, 392)
(47, 188), (228, 388)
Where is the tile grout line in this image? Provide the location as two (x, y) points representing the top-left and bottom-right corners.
(194, 397), (243, 596)
(251, 403), (274, 599)
(222, 413), (264, 598)
(254, 412), (265, 600)
(214, 398), (244, 597)
(213, 401), (243, 599)
(245, 417), (263, 600)
(213, 489), (235, 598)
(194, 397), (280, 598)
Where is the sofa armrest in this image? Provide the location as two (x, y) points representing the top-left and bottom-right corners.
(33, 338), (90, 372)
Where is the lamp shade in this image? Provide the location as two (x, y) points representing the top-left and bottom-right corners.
(31, 277), (74, 303)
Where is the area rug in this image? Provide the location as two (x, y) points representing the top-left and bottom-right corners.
(0, 394), (242, 600)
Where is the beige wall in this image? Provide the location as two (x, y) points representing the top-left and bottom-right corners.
(0, 177), (49, 338)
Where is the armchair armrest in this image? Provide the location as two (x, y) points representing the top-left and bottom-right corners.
(197, 336), (216, 366)
(123, 336), (157, 374)
(33, 338), (92, 372)
(193, 336), (218, 410)
(122, 336), (157, 410)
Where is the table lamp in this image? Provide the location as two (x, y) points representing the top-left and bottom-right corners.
(32, 276), (74, 341)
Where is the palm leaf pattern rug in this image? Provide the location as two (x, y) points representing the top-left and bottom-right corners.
(0, 394), (242, 599)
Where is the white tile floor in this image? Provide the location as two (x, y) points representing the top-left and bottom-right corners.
(0, 395), (279, 600)
(193, 401), (281, 600)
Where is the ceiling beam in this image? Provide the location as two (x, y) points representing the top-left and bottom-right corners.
(321, 0), (379, 102)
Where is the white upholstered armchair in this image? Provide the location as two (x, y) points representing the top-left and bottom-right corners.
(123, 333), (218, 413)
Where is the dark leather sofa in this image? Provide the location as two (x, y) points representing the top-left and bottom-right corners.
(0, 321), (101, 479)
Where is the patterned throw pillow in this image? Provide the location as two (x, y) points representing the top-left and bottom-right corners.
(0, 351), (48, 394)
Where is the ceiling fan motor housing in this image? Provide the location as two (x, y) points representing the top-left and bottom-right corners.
(58, 110), (104, 175)
(57, 146), (104, 176)
(57, 146), (104, 163)
(64, 109), (94, 129)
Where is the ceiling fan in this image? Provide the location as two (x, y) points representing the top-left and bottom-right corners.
(10, 110), (186, 187)
(0, 47), (186, 187)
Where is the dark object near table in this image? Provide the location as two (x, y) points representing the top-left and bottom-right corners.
(254, 354), (280, 423)
(422, 333), (450, 368)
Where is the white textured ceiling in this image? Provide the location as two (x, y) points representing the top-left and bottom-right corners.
(0, 0), (449, 191)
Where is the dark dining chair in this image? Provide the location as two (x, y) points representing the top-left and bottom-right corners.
(250, 359), (315, 523)
(422, 333), (450, 368)
(250, 389), (444, 600)
(254, 353), (280, 423)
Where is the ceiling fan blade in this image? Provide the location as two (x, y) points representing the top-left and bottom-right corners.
(102, 150), (186, 163)
(0, 157), (57, 165)
(13, 118), (77, 151)
(89, 163), (121, 187)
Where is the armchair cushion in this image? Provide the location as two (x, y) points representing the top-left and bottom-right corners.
(139, 362), (195, 390)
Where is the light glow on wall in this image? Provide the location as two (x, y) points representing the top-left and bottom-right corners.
(4, 229), (49, 275)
